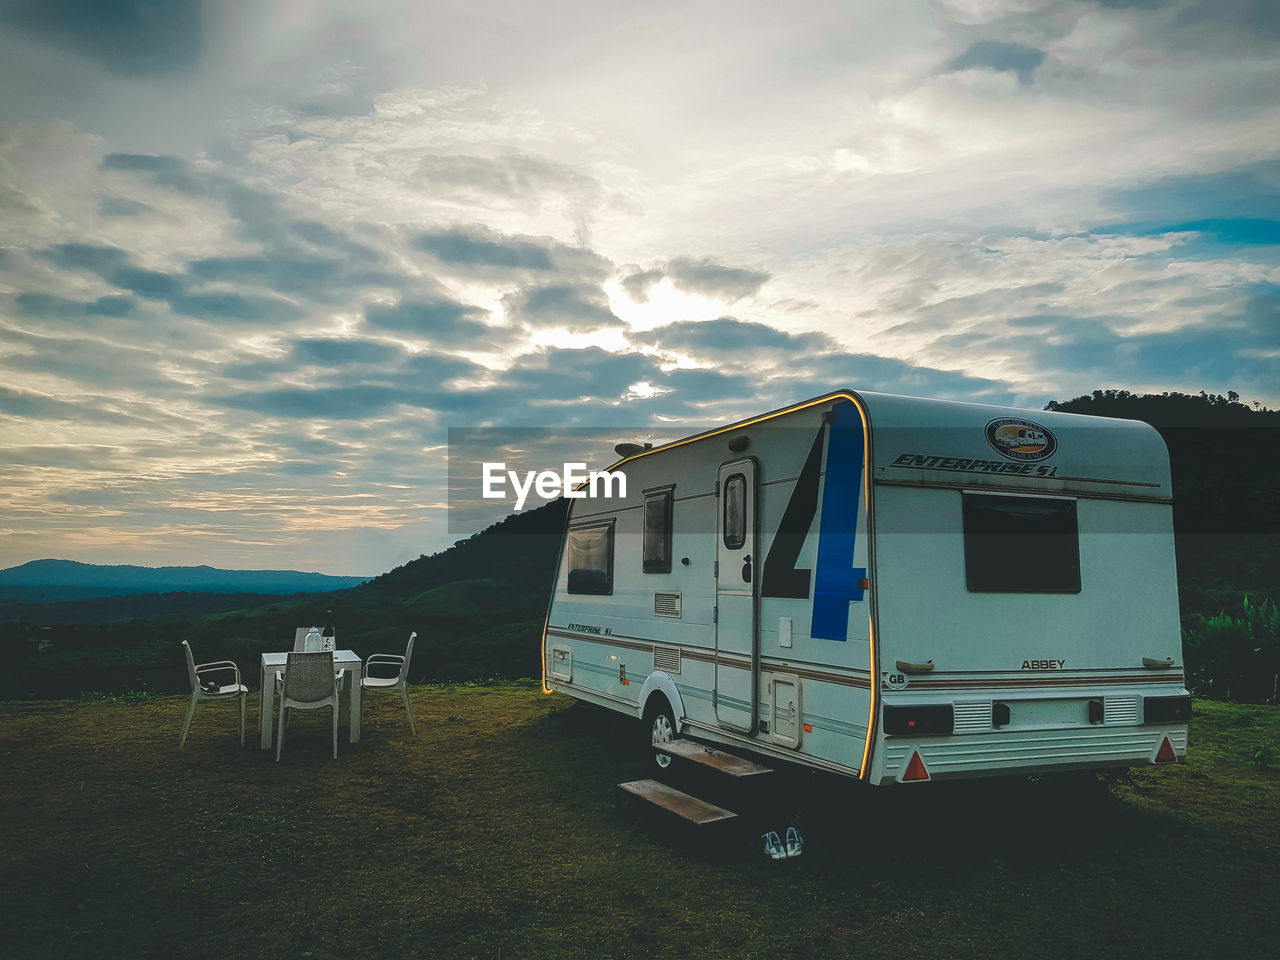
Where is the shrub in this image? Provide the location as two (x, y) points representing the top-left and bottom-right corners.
(1183, 595), (1280, 703)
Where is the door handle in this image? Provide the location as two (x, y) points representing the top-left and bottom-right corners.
(741, 554), (752, 583)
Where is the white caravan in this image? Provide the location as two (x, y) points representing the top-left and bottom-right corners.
(542, 390), (1189, 785)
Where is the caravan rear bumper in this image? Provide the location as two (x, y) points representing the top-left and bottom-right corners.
(873, 724), (1189, 784)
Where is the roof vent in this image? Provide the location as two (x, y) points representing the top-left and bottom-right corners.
(615, 441), (653, 457)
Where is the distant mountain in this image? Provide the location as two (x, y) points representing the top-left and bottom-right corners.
(0, 559), (368, 601)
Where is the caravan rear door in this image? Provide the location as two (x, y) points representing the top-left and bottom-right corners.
(715, 458), (759, 732)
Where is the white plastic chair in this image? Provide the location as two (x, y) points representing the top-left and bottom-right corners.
(179, 641), (247, 749)
(275, 651), (345, 761)
(361, 632), (417, 735)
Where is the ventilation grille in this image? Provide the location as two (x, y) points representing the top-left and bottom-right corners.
(953, 701), (993, 734)
(1105, 696), (1139, 725)
(654, 592), (682, 618)
(653, 646), (682, 674)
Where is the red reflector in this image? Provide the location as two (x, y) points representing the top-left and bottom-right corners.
(858, 578), (871, 590)
(1155, 737), (1177, 763)
(907, 719), (916, 727)
(803, 723), (812, 732)
(903, 750), (930, 782)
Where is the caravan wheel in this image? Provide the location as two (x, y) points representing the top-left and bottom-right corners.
(648, 701), (676, 770)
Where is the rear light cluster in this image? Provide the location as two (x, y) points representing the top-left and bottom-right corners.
(882, 704), (953, 736)
(1144, 695), (1191, 724)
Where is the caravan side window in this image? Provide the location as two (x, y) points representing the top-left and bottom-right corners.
(962, 493), (1080, 594)
(643, 487), (674, 573)
(567, 521), (615, 595)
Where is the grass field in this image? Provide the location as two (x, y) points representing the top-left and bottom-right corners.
(2, 686), (1278, 959)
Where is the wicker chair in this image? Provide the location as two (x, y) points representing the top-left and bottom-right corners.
(275, 652), (345, 761)
(361, 632), (417, 735)
(179, 641), (247, 749)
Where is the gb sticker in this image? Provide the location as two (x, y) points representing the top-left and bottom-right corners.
(885, 672), (909, 691)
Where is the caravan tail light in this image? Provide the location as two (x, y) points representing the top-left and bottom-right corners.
(902, 751), (930, 782)
(1144, 695), (1191, 724)
(883, 704), (953, 735)
(1155, 737), (1177, 763)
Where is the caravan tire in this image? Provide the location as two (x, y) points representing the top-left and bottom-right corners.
(646, 699), (677, 771)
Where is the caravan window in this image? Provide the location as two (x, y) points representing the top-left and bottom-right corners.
(643, 487), (674, 573)
(722, 473), (746, 550)
(962, 493), (1081, 594)
(567, 521), (614, 595)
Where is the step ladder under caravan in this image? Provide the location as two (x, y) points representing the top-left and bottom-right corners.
(617, 738), (776, 834)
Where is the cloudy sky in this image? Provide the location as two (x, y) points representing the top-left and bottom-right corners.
(1, 0), (1277, 576)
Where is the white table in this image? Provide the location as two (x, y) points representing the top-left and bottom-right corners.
(259, 650), (362, 750)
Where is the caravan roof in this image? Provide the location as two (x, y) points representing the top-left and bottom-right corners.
(607, 389), (1172, 501)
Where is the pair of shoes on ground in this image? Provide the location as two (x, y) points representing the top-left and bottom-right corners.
(762, 826), (804, 859)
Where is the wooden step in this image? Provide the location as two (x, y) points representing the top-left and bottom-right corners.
(618, 779), (738, 825)
(659, 739), (774, 778)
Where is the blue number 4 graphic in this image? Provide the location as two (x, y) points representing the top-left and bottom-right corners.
(811, 400), (867, 641)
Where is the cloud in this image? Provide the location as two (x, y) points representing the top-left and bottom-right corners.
(417, 152), (601, 205)
(633, 317), (829, 355)
(101, 152), (383, 262)
(622, 257), (770, 303)
(38, 242), (130, 274)
(30, 238), (310, 324)
(169, 292), (304, 323)
(1099, 165), (1280, 228)
(364, 298), (494, 344)
(217, 384), (421, 420)
(414, 225), (554, 269)
(98, 196), (151, 217)
(798, 352), (1018, 405)
(187, 257), (338, 293)
(503, 347), (659, 397)
(110, 265), (184, 300)
(0, 0), (203, 76)
(503, 283), (623, 332)
(1240, 285), (1279, 337)
(0, 384), (168, 427)
(222, 336), (441, 382)
(294, 338), (405, 367)
(411, 223), (611, 281)
(948, 41), (1046, 85)
(665, 257), (771, 300)
(1094, 0), (1167, 8)
(213, 343), (483, 420)
(620, 268), (664, 303)
(13, 292), (137, 321)
(100, 152), (209, 195)
(1177, 0), (1280, 40)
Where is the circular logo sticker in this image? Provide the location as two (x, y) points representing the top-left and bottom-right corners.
(885, 672), (909, 691)
(985, 418), (1057, 462)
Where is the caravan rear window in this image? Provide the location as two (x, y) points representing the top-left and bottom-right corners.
(567, 521), (614, 595)
(962, 493), (1080, 594)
